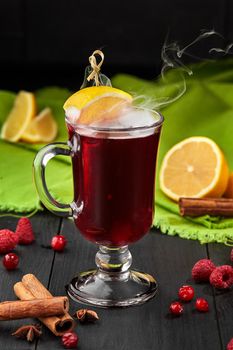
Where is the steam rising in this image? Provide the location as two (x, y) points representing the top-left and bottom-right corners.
(209, 43), (233, 55)
(66, 31), (232, 133)
(133, 29), (232, 111)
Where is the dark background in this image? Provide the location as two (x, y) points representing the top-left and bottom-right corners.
(0, 0), (232, 91)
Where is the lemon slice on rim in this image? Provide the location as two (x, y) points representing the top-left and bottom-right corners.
(160, 136), (229, 201)
(63, 86), (133, 124)
(1, 91), (36, 142)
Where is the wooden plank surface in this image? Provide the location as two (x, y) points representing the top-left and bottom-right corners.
(0, 213), (61, 350)
(208, 243), (233, 350)
(45, 218), (222, 350)
(0, 213), (230, 349)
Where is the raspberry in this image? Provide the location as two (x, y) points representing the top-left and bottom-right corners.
(192, 259), (216, 282)
(178, 285), (194, 301)
(3, 253), (19, 270)
(15, 218), (35, 245)
(169, 301), (183, 316)
(51, 235), (67, 252)
(209, 265), (233, 289)
(0, 229), (17, 254)
(62, 332), (79, 349)
(227, 338), (233, 350)
(195, 298), (209, 312)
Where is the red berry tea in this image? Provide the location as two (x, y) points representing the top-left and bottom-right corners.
(68, 124), (161, 246)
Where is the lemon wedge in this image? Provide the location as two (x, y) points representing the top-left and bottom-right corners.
(21, 108), (58, 143)
(63, 86), (132, 124)
(1, 91), (36, 142)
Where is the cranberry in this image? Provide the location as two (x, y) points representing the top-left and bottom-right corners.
(3, 253), (19, 270)
(169, 301), (183, 316)
(51, 235), (67, 252)
(227, 338), (233, 350)
(62, 331), (79, 349)
(178, 285), (194, 301)
(195, 298), (209, 312)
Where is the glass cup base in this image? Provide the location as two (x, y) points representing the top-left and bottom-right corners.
(67, 269), (158, 308)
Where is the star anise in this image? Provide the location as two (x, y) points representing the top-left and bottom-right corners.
(74, 309), (99, 323)
(12, 324), (42, 342)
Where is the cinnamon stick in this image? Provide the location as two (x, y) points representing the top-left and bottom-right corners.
(179, 197), (233, 217)
(14, 275), (74, 336)
(22, 274), (58, 299)
(0, 297), (67, 320)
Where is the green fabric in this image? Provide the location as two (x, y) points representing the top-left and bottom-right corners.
(1, 60), (233, 244)
(0, 88), (73, 214)
(112, 58), (233, 244)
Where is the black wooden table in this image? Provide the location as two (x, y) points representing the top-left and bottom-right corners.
(0, 212), (232, 350)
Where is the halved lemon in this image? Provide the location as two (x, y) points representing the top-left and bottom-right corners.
(63, 86), (132, 124)
(1, 91), (36, 142)
(160, 136), (229, 202)
(21, 107), (58, 143)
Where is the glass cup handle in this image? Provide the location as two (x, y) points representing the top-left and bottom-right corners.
(33, 142), (73, 217)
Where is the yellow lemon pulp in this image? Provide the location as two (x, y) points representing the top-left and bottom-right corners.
(21, 108), (58, 143)
(1, 91), (36, 142)
(63, 86), (133, 124)
(159, 136), (229, 202)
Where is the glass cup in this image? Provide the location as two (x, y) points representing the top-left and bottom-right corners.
(33, 108), (163, 307)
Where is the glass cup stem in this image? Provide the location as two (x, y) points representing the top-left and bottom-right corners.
(95, 245), (132, 281)
(67, 244), (158, 307)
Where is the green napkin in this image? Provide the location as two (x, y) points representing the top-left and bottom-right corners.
(112, 58), (233, 244)
(0, 88), (73, 214)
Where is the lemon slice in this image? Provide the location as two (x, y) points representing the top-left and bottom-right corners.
(21, 108), (58, 143)
(63, 86), (132, 124)
(1, 91), (36, 142)
(160, 136), (229, 201)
